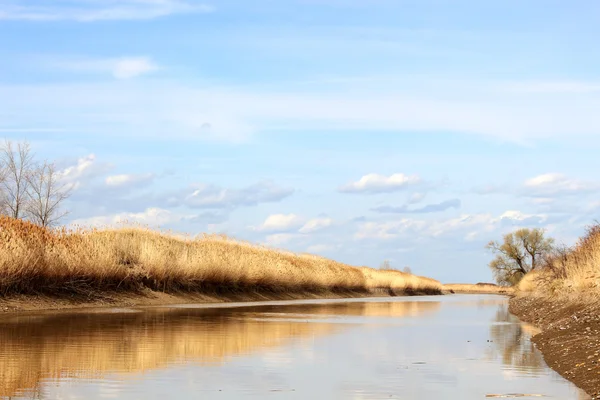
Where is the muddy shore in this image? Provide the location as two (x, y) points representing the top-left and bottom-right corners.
(509, 295), (600, 399)
(0, 287), (442, 316)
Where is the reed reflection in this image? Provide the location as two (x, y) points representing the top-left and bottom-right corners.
(0, 299), (441, 398)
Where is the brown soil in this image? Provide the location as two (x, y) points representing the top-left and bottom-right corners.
(510, 295), (600, 399)
(0, 287), (437, 316)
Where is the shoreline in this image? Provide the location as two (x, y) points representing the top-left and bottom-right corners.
(0, 287), (442, 316)
(0, 284), (515, 316)
(509, 294), (600, 398)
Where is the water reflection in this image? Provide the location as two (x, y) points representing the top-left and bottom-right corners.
(0, 300), (440, 398)
(489, 305), (546, 372)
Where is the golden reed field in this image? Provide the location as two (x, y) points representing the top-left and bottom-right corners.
(0, 301), (441, 397)
(0, 216), (442, 300)
(517, 224), (600, 297)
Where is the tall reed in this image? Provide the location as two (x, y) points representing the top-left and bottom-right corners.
(518, 223), (600, 296)
(0, 216), (442, 297)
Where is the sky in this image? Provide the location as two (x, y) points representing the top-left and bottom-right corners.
(1, 0), (600, 283)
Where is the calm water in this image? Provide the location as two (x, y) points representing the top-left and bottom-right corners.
(0, 295), (590, 399)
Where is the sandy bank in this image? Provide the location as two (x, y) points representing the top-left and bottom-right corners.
(509, 294), (600, 399)
(443, 283), (514, 295)
(0, 287), (441, 315)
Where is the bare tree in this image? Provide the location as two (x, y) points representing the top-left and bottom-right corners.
(0, 140), (34, 219)
(379, 260), (392, 270)
(486, 228), (554, 286)
(402, 266), (412, 274)
(0, 154), (6, 215)
(26, 160), (71, 227)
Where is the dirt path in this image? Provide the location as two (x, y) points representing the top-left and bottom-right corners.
(509, 295), (600, 399)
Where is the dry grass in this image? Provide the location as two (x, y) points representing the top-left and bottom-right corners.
(516, 270), (543, 293)
(0, 216), (442, 299)
(443, 283), (514, 295)
(517, 223), (600, 297)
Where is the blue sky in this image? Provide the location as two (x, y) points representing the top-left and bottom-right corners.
(1, 0), (600, 283)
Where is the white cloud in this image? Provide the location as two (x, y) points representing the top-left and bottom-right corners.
(523, 173), (600, 197)
(372, 199), (461, 214)
(54, 57), (159, 79)
(105, 173), (155, 188)
(70, 207), (196, 228)
(408, 192), (426, 204)
(57, 154), (112, 191)
(496, 210), (548, 224)
(264, 233), (301, 247)
(0, 1), (214, 22)
(339, 173), (421, 194)
(353, 210), (549, 241)
(253, 214), (334, 234)
(299, 217), (334, 233)
(112, 57), (159, 79)
(256, 214), (303, 233)
(180, 181), (293, 209)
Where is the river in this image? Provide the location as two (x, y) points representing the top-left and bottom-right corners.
(0, 295), (589, 399)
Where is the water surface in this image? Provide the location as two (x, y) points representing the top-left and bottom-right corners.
(0, 295), (589, 399)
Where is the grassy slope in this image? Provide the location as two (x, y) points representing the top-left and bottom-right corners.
(510, 224), (600, 397)
(516, 223), (600, 297)
(0, 216), (442, 306)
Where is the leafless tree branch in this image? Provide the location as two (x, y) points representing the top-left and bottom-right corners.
(26, 160), (71, 227)
(0, 140), (34, 219)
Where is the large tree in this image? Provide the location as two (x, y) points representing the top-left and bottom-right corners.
(486, 228), (554, 286)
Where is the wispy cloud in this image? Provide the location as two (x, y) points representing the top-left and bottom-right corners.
(502, 80), (600, 94)
(408, 192), (426, 204)
(521, 173), (600, 197)
(70, 207), (201, 228)
(339, 173), (421, 194)
(0, 1), (214, 22)
(263, 233), (302, 247)
(372, 199), (461, 214)
(168, 181), (294, 209)
(255, 214), (303, 233)
(299, 217), (334, 234)
(254, 214), (334, 234)
(52, 56), (159, 79)
(57, 154), (113, 191)
(354, 210), (550, 241)
(105, 173), (155, 188)
(4, 76), (600, 143)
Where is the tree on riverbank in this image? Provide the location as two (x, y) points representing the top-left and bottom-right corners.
(0, 140), (71, 227)
(486, 228), (554, 286)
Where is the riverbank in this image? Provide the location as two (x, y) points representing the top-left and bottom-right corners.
(507, 223), (600, 398)
(509, 294), (600, 398)
(0, 287), (440, 314)
(0, 216), (442, 314)
(443, 283), (513, 295)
